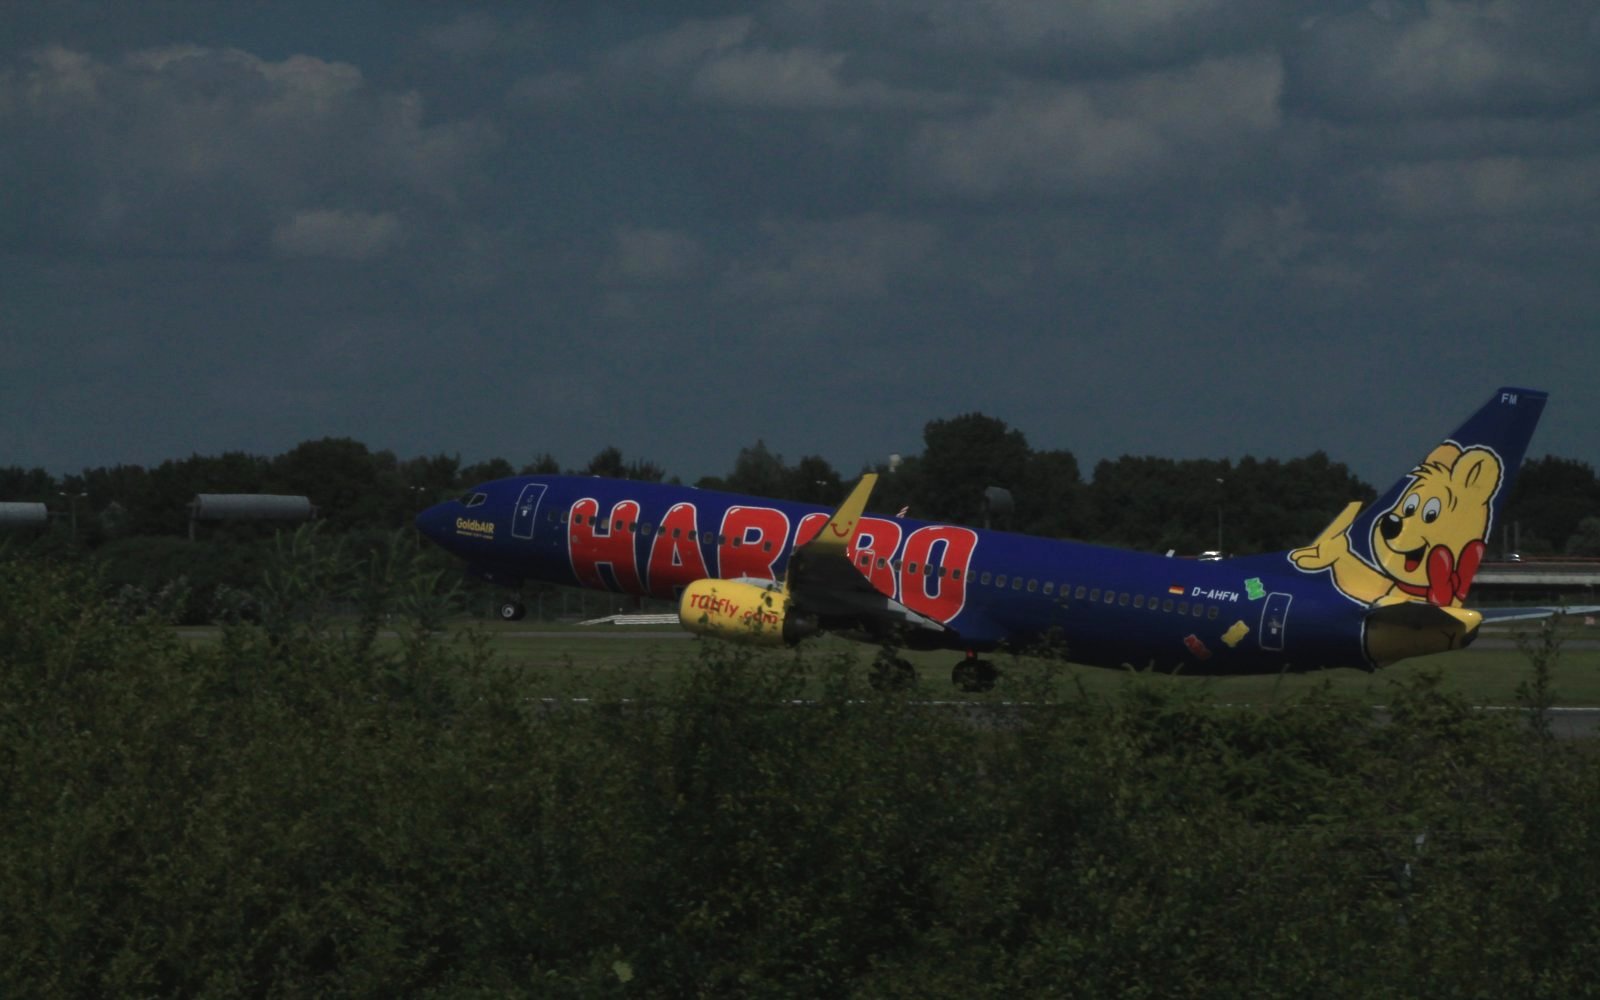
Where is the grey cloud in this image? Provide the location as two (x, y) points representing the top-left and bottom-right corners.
(506, 70), (585, 108)
(271, 208), (403, 260)
(720, 214), (940, 303)
(606, 227), (705, 284)
(769, 0), (1289, 77)
(909, 54), (1283, 198)
(1373, 154), (1600, 220)
(0, 44), (497, 256)
(1289, 1), (1600, 120)
(914, 0), (1231, 50)
(690, 45), (954, 111)
(601, 16), (752, 78)
(591, 15), (954, 113)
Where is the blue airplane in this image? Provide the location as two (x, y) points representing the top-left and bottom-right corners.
(416, 387), (1584, 690)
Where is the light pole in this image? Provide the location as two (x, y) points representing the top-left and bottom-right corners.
(409, 486), (429, 547)
(58, 491), (87, 542)
(1215, 478), (1225, 554)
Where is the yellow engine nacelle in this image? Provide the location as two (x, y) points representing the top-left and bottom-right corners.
(678, 579), (817, 646)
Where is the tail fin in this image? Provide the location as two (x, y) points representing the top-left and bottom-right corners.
(1354, 386), (1546, 561)
(1293, 387), (1546, 608)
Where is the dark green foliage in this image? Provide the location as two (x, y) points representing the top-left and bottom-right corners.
(697, 441), (844, 505)
(1088, 450), (1375, 554)
(6, 556), (1600, 997)
(583, 446), (665, 482)
(1504, 456), (1600, 556)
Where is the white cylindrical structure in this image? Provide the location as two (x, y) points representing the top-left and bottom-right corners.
(190, 494), (316, 521)
(0, 502), (49, 528)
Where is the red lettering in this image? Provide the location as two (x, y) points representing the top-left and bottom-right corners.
(568, 498), (644, 594)
(899, 524), (978, 623)
(794, 511), (830, 548)
(846, 516), (904, 597)
(718, 506), (790, 581)
(646, 502), (710, 598)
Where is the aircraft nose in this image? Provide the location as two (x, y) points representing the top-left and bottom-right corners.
(415, 500), (455, 545)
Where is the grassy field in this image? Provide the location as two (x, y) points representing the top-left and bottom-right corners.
(403, 618), (1600, 706)
(175, 618), (1600, 704)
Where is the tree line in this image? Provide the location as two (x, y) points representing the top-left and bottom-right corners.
(3, 413), (1597, 617)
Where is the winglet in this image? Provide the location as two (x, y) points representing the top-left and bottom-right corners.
(804, 473), (877, 559)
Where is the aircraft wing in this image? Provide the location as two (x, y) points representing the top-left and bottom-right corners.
(784, 473), (948, 632)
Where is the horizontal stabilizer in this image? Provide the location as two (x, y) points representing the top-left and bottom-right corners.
(1364, 601), (1482, 666)
(1478, 606), (1600, 625)
(577, 614), (683, 626)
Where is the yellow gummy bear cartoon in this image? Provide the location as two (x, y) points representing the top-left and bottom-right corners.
(1290, 443), (1500, 608)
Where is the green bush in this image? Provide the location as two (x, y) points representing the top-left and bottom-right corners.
(4, 549), (1600, 997)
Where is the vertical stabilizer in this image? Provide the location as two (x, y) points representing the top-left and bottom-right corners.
(1291, 388), (1546, 608)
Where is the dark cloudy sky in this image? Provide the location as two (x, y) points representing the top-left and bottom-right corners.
(4, 1), (1597, 488)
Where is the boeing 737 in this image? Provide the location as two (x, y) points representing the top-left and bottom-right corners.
(416, 388), (1586, 690)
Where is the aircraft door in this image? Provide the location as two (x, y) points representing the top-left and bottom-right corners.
(1259, 592), (1292, 652)
(512, 483), (548, 540)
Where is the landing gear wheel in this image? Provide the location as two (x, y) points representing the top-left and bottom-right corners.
(952, 658), (998, 692)
(498, 600), (527, 622)
(869, 654), (917, 692)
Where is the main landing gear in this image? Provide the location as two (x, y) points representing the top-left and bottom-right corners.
(869, 649), (917, 691)
(952, 652), (998, 693)
(498, 600), (527, 622)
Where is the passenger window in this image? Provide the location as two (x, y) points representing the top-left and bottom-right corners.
(1104, 591), (1115, 604)
(1089, 588), (1100, 601)
(1119, 593), (1129, 606)
(1075, 586), (1087, 600)
(1162, 598), (1174, 612)
(673, 527), (681, 538)
(925, 565), (935, 577)
(1027, 579), (1037, 592)
(952, 569), (961, 581)
(1193, 604), (1205, 617)
(1012, 578), (1023, 590)
(996, 575), (1008, 587)
(878, 557), (888, 569)
(1208, 606), (1219, 619)
(908, 562), (919, 574)
(981, 572), (992, 585)
(1134, 594), (1145, 608)
(1177, 601), (1188, 615)
(1043, 582), (1053, 595)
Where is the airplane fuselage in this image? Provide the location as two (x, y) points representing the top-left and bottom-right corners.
(417, 475), (1371, 674)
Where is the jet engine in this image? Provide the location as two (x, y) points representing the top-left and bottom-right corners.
(678, 579), (818, 646)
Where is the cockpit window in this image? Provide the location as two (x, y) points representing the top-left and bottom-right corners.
(459, 492), (488, 508)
